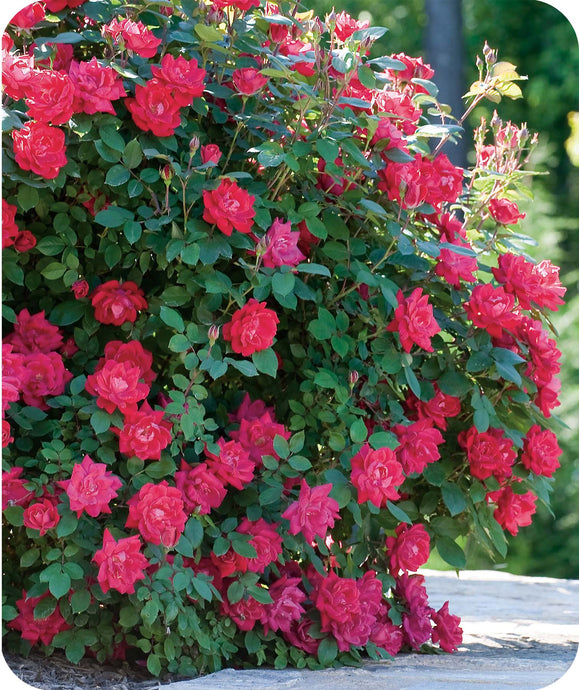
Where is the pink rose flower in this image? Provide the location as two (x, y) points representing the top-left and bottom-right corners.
(261, 218), (306, 268)
(58, 455), (122, 518)
(115, 401), (172, 461)
(93, 529), (149, 594)
(23, 499), (60, 536)
(91, 280), (148, 326)
(521, 424), (562, 478)
(232, 67), (268, 95)
(222, 299), (279, 356)
(386, 288), (441, 352)
(204, 438), (255, 490)
(386, 523), (431, 574)
(69, 57), (126, 115)
(229, 411), (290, 467)
(174, 460), (227, 515)
(488, 197), (525, 224)
(202, 178), (256, 235)
(236, 517), (283, 573)
(85, 359), (149, 415)
(393, 418), (444, 475)
(12, 121), (67, 180)
(431, 601), (463, 652)
(9, 592), (70, 646)
(282, 480), (341, 544)
(126, 480), (187, 548)
(351, 444), (405, 508)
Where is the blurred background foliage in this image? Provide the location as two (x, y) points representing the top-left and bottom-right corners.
(308, 0), (579, 578)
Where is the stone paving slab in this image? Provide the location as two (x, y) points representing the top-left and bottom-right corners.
(164, 569), (579, 690)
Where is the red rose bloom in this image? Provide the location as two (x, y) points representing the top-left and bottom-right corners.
(45, 0), (87, 11)
(283, 614), (321, 655)
(386, 523), (431, 574)
(210, 547), (249, 577)
(370, 605), (404, 656)
(20, 352), (73, 409)
(85, 359), (149, 414)
(126, 480), (187, 548)
(379, 160), (428, 209)
(2, 420), (14, 447)
(99, 340), (156, 386)
(174, 460), (227, 515)
(59, 455), (122, 518)
(91, 280), (147, 326)
(23, 499), (60, 536)
(333, 10), (370, 40)
(222, 299), (279, 356)
(12, 121), (67, 179)
(104, 18), (162, 58)
(116, 401), (172, 461)
(93, 528), (149, 595)
(423, 154), (463, 206)
(69, 57), (126, 115)
(260, 575), (307, 635)
(386, 288), (441, 353)
(26, 69), (75, 125)
(413, 383), (462, 431)
(232, 67), (268, 95)
(10, 3), (45, 28)
(431, 601), (463, 652)
(202, 178), (256, 235)
(460, 426), (517, 482)
(2, 467), (34, 510)
(282, 480), (341, 544)
(350, 444), (405, 508)
(228, 392), (274, 424)
(14, 230), (36, 252)
(435, 234), (478, 288)
(521, 424), (562, 478)
(237, 517), (283, 573)
(2, 199), (20, 248)
(204, 438), (255, 490)
(2, 50), (36, 101)
(395, 572), (432, 649)
(212, 0), (260, 10)
(72, 279), (89, 299)
(492, 253), (566, 312)
(464, 283), (520, 339)
(393, 418), (444, 475)
(487, 485), (537, 536)
(229, 411), (290, 467)
(126, 79), (182, 137)
(4, 308), (63, 354)
(488, 197), (525, 224)
(9, 592), (70, 646)
(221, 593), (265, 632)
(151, 54), (206, 106)
(201, 144), (222, 165)
(261, 218), (306, 268)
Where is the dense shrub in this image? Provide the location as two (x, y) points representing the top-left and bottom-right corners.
(2, 0), (565, 678)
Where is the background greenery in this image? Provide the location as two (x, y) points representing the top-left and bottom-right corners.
(309, 0), (579, 578)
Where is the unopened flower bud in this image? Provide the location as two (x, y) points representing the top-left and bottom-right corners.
(349, 370), (360, 386)
(255, 235), (269, 257)
(189, 136), (200, 156)
(490, 110), (502, 130)
(160, 164), (174, 184)
(476, 55), (483, 69)
(208, 324), (220, 345)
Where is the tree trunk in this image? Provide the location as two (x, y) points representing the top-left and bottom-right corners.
(424, 0), (468, 167)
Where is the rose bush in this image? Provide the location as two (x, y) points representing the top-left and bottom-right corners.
(2, 0), (564, 679)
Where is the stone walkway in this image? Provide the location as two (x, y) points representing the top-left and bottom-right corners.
(165, 569), (579, 690)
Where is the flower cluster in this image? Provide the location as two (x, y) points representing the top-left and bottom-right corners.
(2, 0), (563, 680)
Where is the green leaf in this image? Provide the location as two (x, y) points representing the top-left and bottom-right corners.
(350, 418), (368, 443)
(386, 500), (412, 524)
(441, 481), (467, 516)
(317, 636), (338, 665)
(41, 262), (66, 281)
(192, 577), (213, 601)
(35, 236), (67, 256)
(231, 539), (258, 559)
(105, 164), (130, 187)
(273, 434), (290, 459)
(119, 605), (140, 628)
(272, 271), (295, 296)
(94, 206), (134, 228)
(49, 300), (86, 326)
(194, 23), (224, 43)
(90, 409), (110, 434)
(99, 125), (125, 152)
(17, 185), (39, 211)
(227, 580), (245, 605)
(245, 630), (261, 654)
(147, 653), (162, 677)
(20, 548), (40, 568)
(252, 348), (278, 377)
(56, 511), (78, 538)
(3, 506), (24, 526)
(316, 139), (339, 163)
(49, 571), (71, 599)
(160, 306), (185, 332)
(423, 462), (446, 486)
(288, 455), (312, 471)
(70, 589), (91, 614)
(228, 359), (258, 377)
(296, 262), (331, 277)
(124, 221), (142, 244)
(123, 139), (143, 168)
(473, 408), (490, 433)
(34, 597), (57, 620)
(184, 517), (204, 549)
(436, 536), (467, 569)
